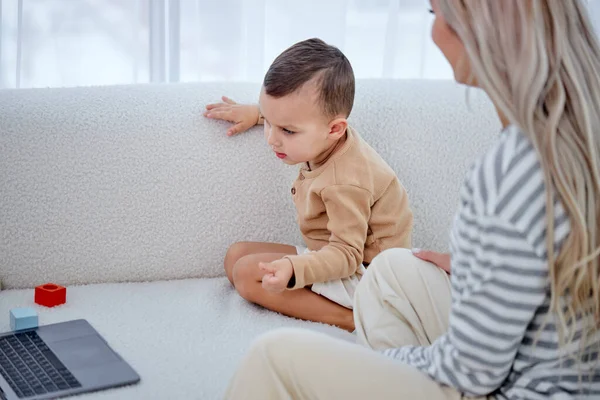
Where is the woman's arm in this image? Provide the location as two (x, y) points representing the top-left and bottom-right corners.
(412, 250), (451, 274)
(384, 214), (546, 396)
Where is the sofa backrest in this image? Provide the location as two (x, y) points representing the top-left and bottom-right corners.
(0, 80), (500, 289)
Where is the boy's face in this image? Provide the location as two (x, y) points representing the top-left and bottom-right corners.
(259, 82), (342, 166)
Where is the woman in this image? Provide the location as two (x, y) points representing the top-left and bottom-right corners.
(224, 0), (600, 398)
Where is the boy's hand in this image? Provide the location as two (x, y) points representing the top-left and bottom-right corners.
(259, 258), (294, 293)
(203, 96), (260, 136)
(412, 249), (451, 274)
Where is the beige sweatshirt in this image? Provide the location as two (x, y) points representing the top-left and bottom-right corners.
(284, 127), (413, 289)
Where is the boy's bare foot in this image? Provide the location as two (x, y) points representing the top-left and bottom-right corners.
(341, 313), (355, 333)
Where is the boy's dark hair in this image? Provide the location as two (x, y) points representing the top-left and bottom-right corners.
(263, 38), (355, 118)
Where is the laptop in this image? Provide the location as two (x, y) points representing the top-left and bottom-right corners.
(0, 319), (140, 399)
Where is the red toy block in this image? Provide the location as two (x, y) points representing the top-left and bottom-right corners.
(35, 283), (67, 307)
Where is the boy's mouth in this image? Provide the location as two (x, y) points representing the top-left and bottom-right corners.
(275, 152), (287, 159)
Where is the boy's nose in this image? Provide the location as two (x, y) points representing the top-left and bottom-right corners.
(266, 128), (279, 146)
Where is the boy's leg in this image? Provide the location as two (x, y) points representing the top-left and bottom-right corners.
(224, 328), (480, 400)
(310, 263), (366, 309)
(232, 253), (355, 332)
(223, 241), (297, 285)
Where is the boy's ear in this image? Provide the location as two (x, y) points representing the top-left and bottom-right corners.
(328, 118), (348, 140)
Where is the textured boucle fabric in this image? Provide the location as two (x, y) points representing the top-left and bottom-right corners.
(0, 278), (353, 399)
(0, 80), (498, 289)
(0, 80), (499, 399)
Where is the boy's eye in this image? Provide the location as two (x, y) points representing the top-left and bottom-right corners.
(283, 128), (295, 135)
(428, 8), (434, 14)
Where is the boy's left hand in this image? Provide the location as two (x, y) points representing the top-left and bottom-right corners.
(259, 258), (294, 292)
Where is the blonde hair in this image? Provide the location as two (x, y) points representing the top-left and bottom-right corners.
(437, 0), (600, 369)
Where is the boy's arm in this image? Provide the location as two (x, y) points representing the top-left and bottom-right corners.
(284, 184), (372, 289)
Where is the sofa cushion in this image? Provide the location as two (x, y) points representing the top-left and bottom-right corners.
(0, 80), (499, 289)
(0, 278), (353, 399)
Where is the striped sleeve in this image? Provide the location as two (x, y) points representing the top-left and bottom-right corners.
(382, 128), (553, 397)
(383, 214), (546, 396)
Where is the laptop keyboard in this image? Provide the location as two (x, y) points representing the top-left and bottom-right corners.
(0, 331), (81, 398)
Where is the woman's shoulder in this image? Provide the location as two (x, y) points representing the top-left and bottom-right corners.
(466, 125), (539, 207)
(463, 125), (569, 255)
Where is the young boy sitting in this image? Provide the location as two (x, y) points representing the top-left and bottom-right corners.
(204, 38), (412, 332)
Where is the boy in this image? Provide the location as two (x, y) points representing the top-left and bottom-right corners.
(205, 38), (412, 332)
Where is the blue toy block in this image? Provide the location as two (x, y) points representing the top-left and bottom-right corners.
(9, 308), (38, 331)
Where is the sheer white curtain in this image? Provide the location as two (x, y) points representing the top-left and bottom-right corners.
(1, 0), (599, 89)
(0, 0), (453, 89)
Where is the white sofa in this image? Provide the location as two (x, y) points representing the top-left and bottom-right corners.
(0, 80), (500, 399)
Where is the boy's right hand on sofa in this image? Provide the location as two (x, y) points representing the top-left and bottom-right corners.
(203, 96), (260, 136)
